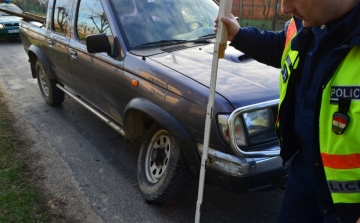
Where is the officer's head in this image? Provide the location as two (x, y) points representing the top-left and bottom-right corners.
(281, 0), (359, 28)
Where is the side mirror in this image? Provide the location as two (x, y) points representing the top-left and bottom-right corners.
(86, 33), (111, 55)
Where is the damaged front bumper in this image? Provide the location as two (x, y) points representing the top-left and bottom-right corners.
(197, 143), (289, 193)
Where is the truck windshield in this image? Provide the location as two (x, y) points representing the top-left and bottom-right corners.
(111, 0), (218, 49)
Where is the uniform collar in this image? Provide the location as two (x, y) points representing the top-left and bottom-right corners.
(293, 3), (360, 47)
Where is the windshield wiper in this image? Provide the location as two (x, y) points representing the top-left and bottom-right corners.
(134, 38), (212, 49)
(198, 33), (216, 39)
(189, 39), (212, 43)
(135, 40), (186, 49)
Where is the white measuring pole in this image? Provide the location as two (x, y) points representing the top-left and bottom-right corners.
(195, 0), (232, 222)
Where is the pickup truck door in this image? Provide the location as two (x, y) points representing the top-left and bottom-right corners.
(45, 0), (74, 88)
(69, 0), (125, 123)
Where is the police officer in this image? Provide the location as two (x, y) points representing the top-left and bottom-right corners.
(215, 0), (360, 222)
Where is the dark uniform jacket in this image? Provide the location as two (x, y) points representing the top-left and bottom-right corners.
(229, 3), (360, 222)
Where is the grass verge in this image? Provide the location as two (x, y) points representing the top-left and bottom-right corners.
(0, 94), (49, 222)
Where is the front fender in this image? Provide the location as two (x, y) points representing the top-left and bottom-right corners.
(124, 98), (191, 141)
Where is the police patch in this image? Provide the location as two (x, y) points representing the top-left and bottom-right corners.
(332, 112), (349, 134)
(281, 66), (288, 83)
(330, 86), (360, 103)
(285, 55), (292, 67)
(328, 180), (360, 193)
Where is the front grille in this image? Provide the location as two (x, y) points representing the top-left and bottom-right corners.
(4, 23), (19, 27)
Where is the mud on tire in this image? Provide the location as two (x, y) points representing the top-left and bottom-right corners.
(137, 124), (192, 204)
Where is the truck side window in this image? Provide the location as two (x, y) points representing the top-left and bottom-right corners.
(76, 0), (114, 52)
(53, 0), (70, 35)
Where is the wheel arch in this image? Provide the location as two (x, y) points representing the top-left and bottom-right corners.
(28, 45), (54, 79)
(124, 98), (191, 142)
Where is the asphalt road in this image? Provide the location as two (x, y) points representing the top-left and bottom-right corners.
(0, 38), (284, 223)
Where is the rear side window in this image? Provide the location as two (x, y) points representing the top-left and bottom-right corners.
(53, 0), (71, 35)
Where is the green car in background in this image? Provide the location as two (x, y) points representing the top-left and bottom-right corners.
(0, 0), (22, 38)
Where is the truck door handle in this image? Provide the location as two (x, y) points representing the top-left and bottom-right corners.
(70, 50), (77, 59)
(48, 40), (54, 47)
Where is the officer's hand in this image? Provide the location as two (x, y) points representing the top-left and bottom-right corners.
(356, 217), (360, 223)
(214, 14), (240, 42)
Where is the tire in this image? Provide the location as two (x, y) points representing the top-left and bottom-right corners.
(36, 60), (64, 106)
(137, 124), (192, 204)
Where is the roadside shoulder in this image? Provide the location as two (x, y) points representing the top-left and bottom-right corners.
(0, 85), (104, 223)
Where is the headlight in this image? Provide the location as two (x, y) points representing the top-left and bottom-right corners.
(218, 114), (247, 146)
(0, 24), (4, 28)
(243, 108), (275, 144)
(218, 108), (276, 146)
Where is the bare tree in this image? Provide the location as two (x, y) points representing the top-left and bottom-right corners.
(52, 0), (70, 32)
(89, 11), (109, 33)
(56, 6), (68, 31)
(262, 0), (273, 20)
(79, 0), (109, 34)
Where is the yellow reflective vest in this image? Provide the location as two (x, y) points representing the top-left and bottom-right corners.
(277, 18), (360, 205)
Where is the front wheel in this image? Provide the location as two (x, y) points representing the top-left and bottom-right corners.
(36, 60), (64, 106)
(137, 124), (192, 204)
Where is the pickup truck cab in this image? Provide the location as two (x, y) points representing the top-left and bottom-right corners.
(19, 0), (289, 204)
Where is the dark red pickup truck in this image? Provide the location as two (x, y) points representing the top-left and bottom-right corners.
(19, 0), (288, 204)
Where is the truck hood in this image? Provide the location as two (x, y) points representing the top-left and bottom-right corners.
(149, 43), (280, 108)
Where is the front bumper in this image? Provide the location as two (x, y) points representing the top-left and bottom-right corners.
(197, 143), (289, 193)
